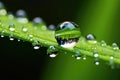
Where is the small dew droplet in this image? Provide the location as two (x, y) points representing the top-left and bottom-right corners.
(93, 51), (99, 58)
(95, 61), (99, 65)
(49, 46), (55, 50)
(16, 9), (26, 17)
(18, 39), (20, 42)
(33, 46), (40, 50)
(75, 51), (81, 60)
(0, 2), (7, 16)
(112, 43), (119, 50)
(8, 14), (14, 19)
(9, 34), (14, 41)
(109, 56), (115, 69)
(29, 34), (33, 41)
(83, 55), (86, 60)
(86, 34), (97, 44)
(32, 40), (40, 50)
(9, 24), (15, 31)
(48, 24), (56, 30)
(33, 17), (43, 24)
(0, 2), (4, 9)
(1, 30), (4, 38)
(49, 54), (57, 58)
(22, 27), (28, 32)
(101, 40), (107, 46)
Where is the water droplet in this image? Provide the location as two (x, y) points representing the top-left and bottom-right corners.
(93, 51), (99, 58)
(48, 24), (56, 30)
(8, 14), (14, 19)
(33, 46), (40, 49)
(55, 21), (81, 48)
(22, 26), (28, 32)
(17, 17), (28, 24)
(33, 17), (43, 24)
(101, 40), (107, 46)
(18, 39), (21, 42)
(112, 43), (119, 50)
(48, 52), (58, 58)
(1, 30), (4, 38)
(29, 34), (33, 41)
(75, 51), (81, 60)
(95, 61), (99, 65)
(9, 24), (15, 31)
(16, 10), (28, 24)
(109, 56), (115, 69)
(86, 34), (97, 44)
(93, 51), (99, 65)
(49, 46), (55, 50)
(47, 46), (58, 58)
(32, 40), (40, 50)
(41, 26), (47, 30)
(16, 9), (26, 17)
(0, 2), (4, 9)
(9, 34), (14, 41)
(83, 55), (86, 60)
(1, 35), (4, 38)
(0, 2), (7, 16)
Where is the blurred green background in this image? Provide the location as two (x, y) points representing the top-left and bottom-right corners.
(0, 0), (120, 80)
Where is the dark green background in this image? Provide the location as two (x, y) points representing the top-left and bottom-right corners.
(0, 0), (120, 80)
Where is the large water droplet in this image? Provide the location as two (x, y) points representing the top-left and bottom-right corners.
(32, 40), (40, 50)
(55, 21), (81, 48)
(112, 43), (119, 50)
(101, 40), (107, 46)
(9, 24), (15, 31)
(86, 34), (97, 44)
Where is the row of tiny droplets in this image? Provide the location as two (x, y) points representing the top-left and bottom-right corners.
(0, 2), (56, 49)
(86, 34), (119, 68)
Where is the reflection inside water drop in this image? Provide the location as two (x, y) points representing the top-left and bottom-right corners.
(55, 21), (81, 48)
